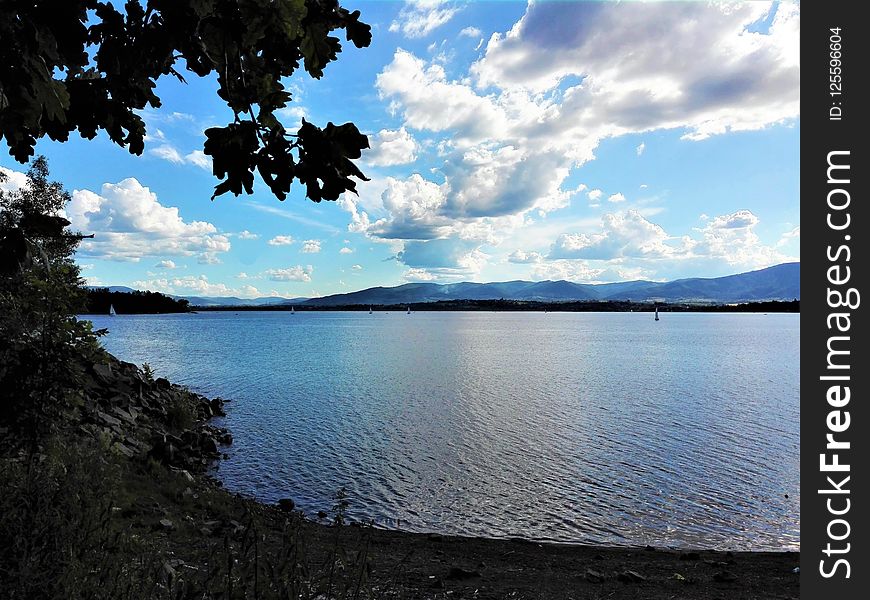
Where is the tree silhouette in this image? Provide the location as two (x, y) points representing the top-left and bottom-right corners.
(0, 0), (371, 202)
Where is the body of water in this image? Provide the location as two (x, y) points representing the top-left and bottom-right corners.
(85, 310), (799, 550)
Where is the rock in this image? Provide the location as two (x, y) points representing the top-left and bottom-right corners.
(218, 431), (233, 445)
(95, 410), (122, 428)
(114, 442), (136, 458)
(277, 498), (295, 512)
(445, 566), (481, 580)
(791, 566), (800, 574)
(155, 377), (171, 389)
(585, 569), (605, 583)
(645, 545), (656, 551)
(317, 511), (328, 519)
(93, 363), (113, 382)
(617, 570), (646, 583)
(209, 398), (226, 417)
(158, 518), (174, 530)
(679, 552), (701, 561)
(199, 434), (219, 456)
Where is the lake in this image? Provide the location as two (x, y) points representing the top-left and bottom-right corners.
(84, 310), (800, 550)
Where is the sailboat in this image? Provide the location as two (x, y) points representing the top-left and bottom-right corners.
(109, 304), (117, 316)
(406, 306), (411, 315)
(654, 306), (659, 321)
(291, 306), (295, 315)
(368, 306), (372, 314)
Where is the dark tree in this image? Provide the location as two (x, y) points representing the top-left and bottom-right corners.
(0, 0), (371, 201)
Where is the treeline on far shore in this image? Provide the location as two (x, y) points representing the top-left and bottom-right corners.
(196, 299), (800, 313)
(84, 288), (191, 314)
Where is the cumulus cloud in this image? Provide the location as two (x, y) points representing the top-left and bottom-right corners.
(265, 266), (313, 282)
(132, 275), (262, 298)
(155, 260), (177, 269)
(361, 2), (799, 281)
(389, 0), (462, 38)
(67, 178), (230, 262)
(550, 210), (679, 260)
(366, 127), (419, 166)
(237, 230), (260, 240)
(339, 247), (354, 254)
(636, 142), (646, 156)
(607, 193), (626, 203)
(0, 166), (28, 192)
(777, 225), (800, 247)
(268, 235), (294, 246)
(351, 264), (363, 271)
(459, 26), (482, 38)
(301, 239), (321, 253)
(546, 209), (791, 274)
(472, 2), (798, 141)
(507, 249), (543, 264)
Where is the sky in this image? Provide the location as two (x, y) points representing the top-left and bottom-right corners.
(0, 0), (800, 300)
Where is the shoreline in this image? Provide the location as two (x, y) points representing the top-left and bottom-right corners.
(3, 352), (800, 598)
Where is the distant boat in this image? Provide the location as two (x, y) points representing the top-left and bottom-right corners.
(655, 306), (659, 321)
(109, 304), (116, 316)
(369, 306), (372, 314)
(406, 306), (411, 315)
(291, 306), (295, 315)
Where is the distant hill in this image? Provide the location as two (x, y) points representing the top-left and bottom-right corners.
(84, 288), (190, 314)
(302, 263), (799, 306)
(177, 295), (305, 307)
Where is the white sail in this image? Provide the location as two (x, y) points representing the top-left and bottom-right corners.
(654, 306), (659, 321)
(291, 306), (295, 314)
(109, 304), (116, 316)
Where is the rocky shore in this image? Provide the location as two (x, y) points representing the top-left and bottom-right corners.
(2, 354), (801, 599)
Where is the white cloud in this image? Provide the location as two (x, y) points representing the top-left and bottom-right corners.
(507, 249), (543, 264)
(366, 127), (419, 166)
(0, 166), (28, 192)
(265, 266), (313, 282)
(777, 225), (800, 247)
(550, 210), (679, 260)
(361, 3), (799, 282)
(132, 275), (263, 298)
(636, 142), (646, 156)
(472, 3), (799, 142)
(67, 178), (231, 262)
(351, 264), (363, 271)
(607, 192), (626, 203)
(155, 259), (177, 269)
(389, 0), (462, 38)
(268, 235), (294, 246)
(460, 26), (482, 38)
(237, 230), (260, 240)
(403, 268), (439, 282)
(301, 239), (321, 253)
(148, 144), (211, 170)
(339, 247), (354, 254)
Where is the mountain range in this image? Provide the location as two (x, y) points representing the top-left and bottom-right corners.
(92, 263), (799, 307)
(300, 262), (799, 306)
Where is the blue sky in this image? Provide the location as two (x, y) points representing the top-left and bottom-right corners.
(0, 1), (799, 299)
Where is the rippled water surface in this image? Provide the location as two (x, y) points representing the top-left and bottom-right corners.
(86, 311), (799, 550)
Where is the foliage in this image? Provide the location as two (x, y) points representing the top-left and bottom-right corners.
(0, 0), (372, 201)
(0, 157), (102, 440)
(86, 288), (191, 314)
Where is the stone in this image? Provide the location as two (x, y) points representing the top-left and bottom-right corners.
(158, 518), (174, 530)
(277, 498), (295, 512)
(617, 570), (646, 583)
(209, 398), (226, 417)
(95, 410), (122, 428)
(679, 552), (701, 561)
(585, 569), (604, 583)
